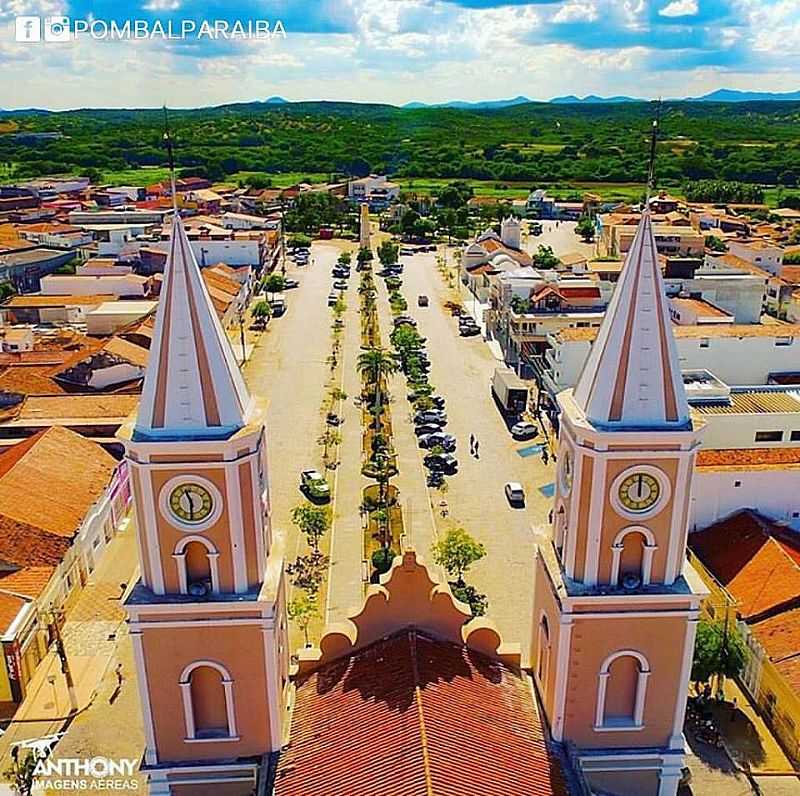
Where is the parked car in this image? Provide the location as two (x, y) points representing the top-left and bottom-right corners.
(511, 421), (538, 440)
(530, 222), (543, 236)
(504, 482), (525, 506)
(414, 410), (447, 425)
(418, 295), (429, 307)
(283, 278), (300, 289)
(327, 292), (338, 307)
(333, 280), (348, 290)
(393, 315), (417, 327)
(424, 452), (458, 473)
(300, 469), (330, 501)
(423, 394), (446, 410)
(400, 247), (415, 255)
(418, 432), (456, 451)
(270, 297), (287, 317)
(414, 422), (443, 436)
(459, 324), (481, 337)
(332, 267), (350, 278)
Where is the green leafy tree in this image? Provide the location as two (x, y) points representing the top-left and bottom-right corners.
(533, 245), (561, 269)
(287, 233), (312, 248)
(432, 527), (486, 586)
(357, 347), (399, 429)
(291, 504), (331, 552)
(576, 216), (595, 242)
(5, 747), (38, 796)
(338, 251), (352, 266)
(288, 593), (320, 647)
(262, 273), (285, 299)
(704, 235), (727, 252)
(251, 300), (271, 329)
(691, 618), (747, 690)
(377, 239), (399, 267)
(357, 246), (374, 265)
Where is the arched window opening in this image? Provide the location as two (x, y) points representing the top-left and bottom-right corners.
(618, 532), (646, 587)
(595, 651), (650, 730)
(172, 536), (220, 595)
(537, 615), (551, 687)
(180, 661), (238, 741)
(185, 542), (211, 588)
(610, 527), (657, 587)
(190, 666), (229, 738)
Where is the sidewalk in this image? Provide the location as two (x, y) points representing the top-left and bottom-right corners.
(0, 525), (138, 769)
(710, 679), (796, 775)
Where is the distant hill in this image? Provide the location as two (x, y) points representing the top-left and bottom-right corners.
(689, 88), (800, 102)
(264, 96), (289, 104)
(403, 96), (532, 110)
(550, 94), (642, 104)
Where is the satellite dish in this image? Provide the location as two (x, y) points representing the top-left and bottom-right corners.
(188, 581), (208, 597)
(622, 573), (642, 591)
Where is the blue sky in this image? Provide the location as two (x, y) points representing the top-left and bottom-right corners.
(0, 0), (797, 109)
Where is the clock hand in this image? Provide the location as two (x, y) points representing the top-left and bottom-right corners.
(186, 491), (196, 520)
(637, 474), (643, 499)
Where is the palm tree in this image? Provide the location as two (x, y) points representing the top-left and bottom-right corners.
(357, 347), (398, 432)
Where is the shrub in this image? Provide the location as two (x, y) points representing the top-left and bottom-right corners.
(371, 547), (396, 574)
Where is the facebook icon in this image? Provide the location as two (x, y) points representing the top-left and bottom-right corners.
(15, 16), (42, 42)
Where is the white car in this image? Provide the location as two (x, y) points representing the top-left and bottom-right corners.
(511, 421), (538, 440)
(504, 482), (525, 506)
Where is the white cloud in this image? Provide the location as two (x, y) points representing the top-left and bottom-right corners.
(142, 0), (181, 10)
(659, 0), (699, 18)
(553, 2), (598, 23)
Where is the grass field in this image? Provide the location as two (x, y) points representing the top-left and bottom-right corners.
(0, 162), (17, 181)
(100, 166), (172, 185)
(229, 171), (330, 187)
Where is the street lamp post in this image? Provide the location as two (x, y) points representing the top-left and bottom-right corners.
(45, 608), (78, 714)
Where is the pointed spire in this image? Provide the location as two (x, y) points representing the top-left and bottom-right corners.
(134, 215), (253, 440)
(572, 211), (690, 431)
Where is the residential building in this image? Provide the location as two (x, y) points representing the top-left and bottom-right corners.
(18, 223), (93, 250)
(728, 239), (785, 277)
(488, 270), (607, 372)
(0, 248), (77, 292)
(690, 448), (800, 532)
(0, 426), (131, 713)
(40, 273), (151, 299)
(77, 223), (151, 256)
(597, 214), (704, 258)
(221, 212), (278, 231)
(85, 300), (157, 336)
(668, 296), (733, 325)
(539, 324), (800, 401)
(532, 210), (707, 796)
(525, 189), (556, 219)
(461, 227), (532, 301)
(1, 294), (116, 325)
(347, 174), (400, 207)
(690, 510), (800, 763)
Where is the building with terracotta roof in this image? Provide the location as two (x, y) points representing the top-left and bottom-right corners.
(689, 510), (800, 763)
(0, 426), (131, 713)
(273, 551), (572, 796)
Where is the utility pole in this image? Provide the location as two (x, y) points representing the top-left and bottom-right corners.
(46, 608), (78, 714)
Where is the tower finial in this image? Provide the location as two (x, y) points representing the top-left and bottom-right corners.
(162, 105), (178, 215)
(645, 98), (661, 207)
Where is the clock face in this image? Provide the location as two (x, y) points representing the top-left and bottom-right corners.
(560, 450), (574, 494)
(169, 483), (214, 524)
(617, 472), (661, 513)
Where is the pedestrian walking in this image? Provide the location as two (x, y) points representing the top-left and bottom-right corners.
(469, 433), (475, 454)
(541, 448), (549, 465)
(474, 439), (480, 459)
(548, 509), (554, 524)
(115, 662), (124, 689)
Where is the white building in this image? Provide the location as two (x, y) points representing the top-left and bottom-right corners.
(668, 296), (734, 326)
(41, 273), (150, 298)
(85, 300), (158, 336)
(542, 324), (800, 399)
(221, 212), (278, 231)
(728, 239), (785, 277)
(347, 174), (400, 205)
(689, 449), (800, 533)
(500, 216), (521, 250)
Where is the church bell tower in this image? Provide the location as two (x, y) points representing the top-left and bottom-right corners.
(120, 215), (288, 796)
(531, 211), (708, 796)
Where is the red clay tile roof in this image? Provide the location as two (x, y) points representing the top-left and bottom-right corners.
(0, 516), (71, 567)
(690, 510), (800, 620)
(0, 565), (55, 599)
(696, 447), (800, 471)
(274, 630), (568, 796)
(0, 426), (117, 537)
(750, 607), (800, 692)
(0, 592), (30, 635)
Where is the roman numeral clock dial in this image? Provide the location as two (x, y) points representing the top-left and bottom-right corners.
(169, 483), (214, 524)
(617, 472), (660, 513)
